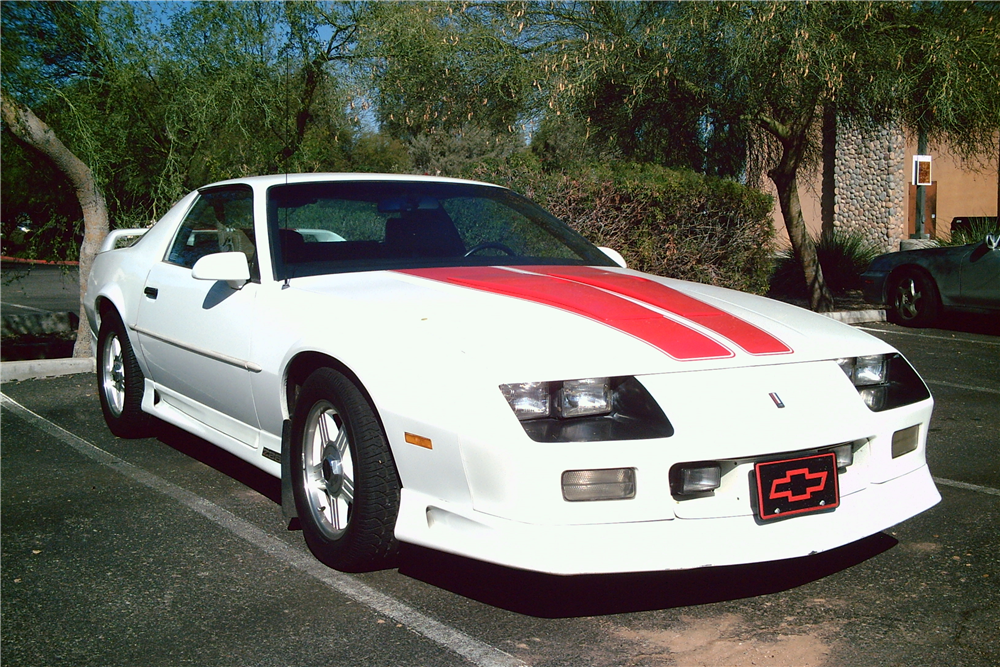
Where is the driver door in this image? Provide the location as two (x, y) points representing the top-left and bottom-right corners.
(135, 186), (262, 446)
(960, 237), (1000, 308)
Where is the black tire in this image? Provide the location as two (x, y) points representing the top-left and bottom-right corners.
(290, 368), (401, 572)
(97, 311), (153, 438)
(888, 269), (941, 327)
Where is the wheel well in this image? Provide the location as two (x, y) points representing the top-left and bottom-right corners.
(887, 264), (940, 298)
(96, 297), (120, 327)
(284, 352), (376, 422)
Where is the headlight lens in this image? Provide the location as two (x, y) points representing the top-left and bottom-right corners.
(556, 378), (612, 418)
(837, 355), (887, 385)
(500, 382), (550, 421)
(499, 376), (674, 442)
(837, 354), (930, 412)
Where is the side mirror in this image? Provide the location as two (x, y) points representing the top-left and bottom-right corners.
(599, 246), (628, 269)
(986, 233), (999, 251)
(192, 252), (250, 289)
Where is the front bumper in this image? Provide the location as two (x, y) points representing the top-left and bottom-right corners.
(393, 464), (940, 575)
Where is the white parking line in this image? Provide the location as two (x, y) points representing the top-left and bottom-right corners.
(1, 301), (50, 314)
(926, 380), (1000, 396)
(934, 477), (1000, 498)
(0, 394), (529, 667)
(857, 326), (1000, 347)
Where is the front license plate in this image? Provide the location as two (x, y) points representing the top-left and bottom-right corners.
(754, 453), (839, 521)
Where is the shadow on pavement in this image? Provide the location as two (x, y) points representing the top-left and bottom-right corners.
(152, 420), (283, 505)
(926, 312), (1000, 337)
(396, 533), (898, 618)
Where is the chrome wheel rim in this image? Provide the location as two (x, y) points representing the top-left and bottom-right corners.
(101, 332), (126, 417)
(895, 277), (922, 320)
(302, 401), (355, 539)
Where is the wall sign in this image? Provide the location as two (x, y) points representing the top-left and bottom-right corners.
(912, 155), (932, 186)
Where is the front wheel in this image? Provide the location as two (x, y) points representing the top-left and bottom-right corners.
(97, 312), (152, 438)
(889, 269), (940, 327)
(290, 368), (401, 572)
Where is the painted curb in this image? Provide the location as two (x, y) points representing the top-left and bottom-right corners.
(1, 357), (95, 383)
(821, 309), (887, 325)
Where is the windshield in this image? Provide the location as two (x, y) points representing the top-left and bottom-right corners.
(267, 181), (615, 279)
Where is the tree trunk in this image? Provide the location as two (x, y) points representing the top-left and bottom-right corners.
(770, 167), (835, 312)
(2, 90), (109, 358)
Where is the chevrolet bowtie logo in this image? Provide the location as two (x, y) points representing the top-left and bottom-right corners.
(769, 467), (829, 503)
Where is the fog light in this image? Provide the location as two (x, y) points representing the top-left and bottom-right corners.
(562, 468), (636, 501)
(892, 425), (920, 458)
(670, 463), (722, 496)
(830, 443), (854, 468)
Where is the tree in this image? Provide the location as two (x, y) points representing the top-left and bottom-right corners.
(520, 1), (1000, 311)
(1, 90), (108, 358)
(359, 2), (531, 139)
(1, 1), (365, 354)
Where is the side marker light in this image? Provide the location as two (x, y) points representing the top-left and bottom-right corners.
(405, 432), (433, 450)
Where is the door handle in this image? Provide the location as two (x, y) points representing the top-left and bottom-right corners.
(144, 286), (159, 299)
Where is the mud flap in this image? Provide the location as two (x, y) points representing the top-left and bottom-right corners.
(280, 419), (297, 521)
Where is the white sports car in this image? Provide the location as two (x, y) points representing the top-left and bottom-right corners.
(85, 173), (940, 574)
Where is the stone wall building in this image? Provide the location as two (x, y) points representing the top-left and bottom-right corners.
(826, 117), (908, 253)
(770, 119), (997, 253)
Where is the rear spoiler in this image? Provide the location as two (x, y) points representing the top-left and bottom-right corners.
(100, 228), (148, 253)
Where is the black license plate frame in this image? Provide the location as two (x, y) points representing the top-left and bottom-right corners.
(754, 452), (839, 521)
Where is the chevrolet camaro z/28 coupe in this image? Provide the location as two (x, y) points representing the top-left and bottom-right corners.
(85, 174), (940, 574)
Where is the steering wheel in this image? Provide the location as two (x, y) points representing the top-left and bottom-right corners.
(464, 242), (518, 257)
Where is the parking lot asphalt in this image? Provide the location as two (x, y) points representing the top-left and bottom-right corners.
(2, 320), (998, 667)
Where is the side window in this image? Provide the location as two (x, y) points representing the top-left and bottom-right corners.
(167, 188), (257, 278)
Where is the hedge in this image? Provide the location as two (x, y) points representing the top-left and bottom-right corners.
(467, 156), (775, 295)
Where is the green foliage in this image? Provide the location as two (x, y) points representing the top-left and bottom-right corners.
(529, 112), (608, 172)
(3, 0), (995, 283)
(408, 124), (523, 177)
(468, 158), (775, 294)
(770, 230), (882, 297)
(0, 139), (82, 260)
(349, 133), (413, 174)
(941, 217), (1000, 247)
(360, 2), (531, 139)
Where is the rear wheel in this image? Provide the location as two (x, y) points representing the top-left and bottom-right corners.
(97, 312), (152, 438)
(889, 269), (940, 327)
(290, 368), (400, 572)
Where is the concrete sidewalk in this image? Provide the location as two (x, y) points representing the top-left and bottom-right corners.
(1, 357), (95, 383)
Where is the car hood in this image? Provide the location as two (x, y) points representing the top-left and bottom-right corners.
(287, 265), (893, 382)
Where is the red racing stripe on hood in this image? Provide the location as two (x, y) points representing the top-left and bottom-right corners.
(396, 267), (734, 361)
(530, 266), (792, 356)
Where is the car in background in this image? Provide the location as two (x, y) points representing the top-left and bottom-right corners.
(862, 230), (1000, 327)
(85, 173), (940, 575)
